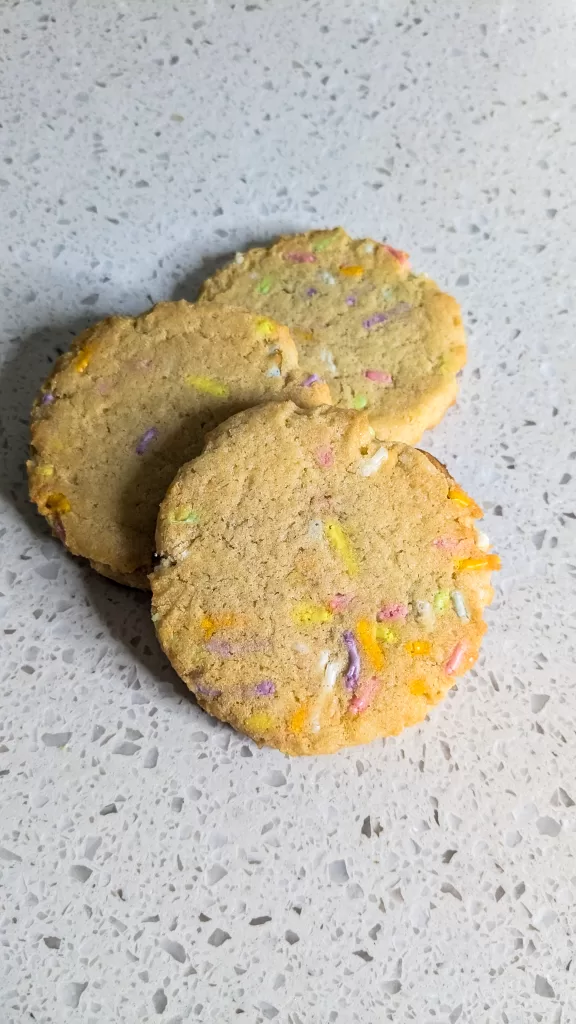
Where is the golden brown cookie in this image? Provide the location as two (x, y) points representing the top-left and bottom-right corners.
(28, 303), (331, 588)
(198, 227), (466, 443)
(151, 402), (499, 755)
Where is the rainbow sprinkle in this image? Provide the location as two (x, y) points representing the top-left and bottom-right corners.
(405, 640), (431, 657)
(246, 711), (273, 732)
(456, 554), (501, 572)
(44, 493), (71, 515)
(292, 603), (333, 626)
(186, 375), (229, 398)
(135, 427), (158, 455)
(201, 614), (237, 639)
(348, 676), (379, 716)
(342, 630), (360, 691)
(306, 287), (318, 297)
(41, 393), (55, 405)
(345, 295), (357, 307)
(339, 265), (364, 277)
(444, 641), (468, 676)
(316, 445), (334, 468)
(196, 682), (222, 698)
(328, 593), (354, 613)
(357, 446), (389, 477)
(363, 312), (391, 330)
(352, 394), (368, 410)
(375, 623), (399, 644)
(357, 619), (385, 672)
(302, 374), (322, 387)
(325, 520), (358, 576)
(415, 600), (435, 629)
(284, 251), (316, 263)
(257, 276), (274, 294)
(433, 590), (450, 613)
(448, 486), (482, 516)
(312, 237), (333, 252)
(451, 590), (469, 621)
(172, 507), (200, 524)
(383, 244), (410, 265)
(205, 637), (233, 657)
(364, 369), (393, 386)
(254, 680), (276, 696)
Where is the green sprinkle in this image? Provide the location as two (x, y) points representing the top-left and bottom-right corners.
(352, 394), (368, 410)
(433, 589), (450, 613)
(312, 237), (333, 252)
(172, 507), (200, 524)
(256, 275), (274, 295)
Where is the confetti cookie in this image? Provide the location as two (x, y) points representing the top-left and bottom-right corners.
(28, 303), (331, 588)
(151, 401), (498, 755)
(198, 227), (467, 444)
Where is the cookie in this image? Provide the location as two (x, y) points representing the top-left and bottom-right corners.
(28, 303), (331, 588)
(198, 227), (466, 444)
(151, 401), (499, 756)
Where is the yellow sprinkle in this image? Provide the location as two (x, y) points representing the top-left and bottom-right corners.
(356, 619), (385, 672)
(409, 679), (431, 699)
(405, 640), (431, 657)
(339, 264), (364, 276)
(73, 345), (95, 373)
(290, 706), (309, 734)
(255, 316), (278, 337)
(245, 712), (273, 733)
(448, 485), (482, 516)
(186, 375), (229, 398)
(43, 493), (71, 515)
(292, 603), (333, 626)
(325, 520), (358, 576)
(375, 623), (399, 644)
(201, 614), (236, 639)
(456, 554), (501, 571)
(36, 465), (54, 478)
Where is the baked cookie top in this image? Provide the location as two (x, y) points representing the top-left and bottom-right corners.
(199, 227), (466, 444)
(28, 302), (330, 587)
(151, 402), (498, 756)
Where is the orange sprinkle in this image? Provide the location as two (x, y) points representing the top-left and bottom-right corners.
(405, 640), (431, 657)
(43, 493), (71, 515)
(456, 554), (501, 572)
(290, 706), (309, 734)
(356, 619), (385, 672)
(339, 264), (364, 277)
(201, 614), (237, 640)
(448, 486), (483, 517)
(409, 679), (431, 699)
(73, 344), (95, 373)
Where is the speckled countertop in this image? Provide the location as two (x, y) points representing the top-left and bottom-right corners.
(1, 2), (575, 1022)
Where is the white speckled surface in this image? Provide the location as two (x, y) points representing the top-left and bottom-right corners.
(1, 2), (575, 1021)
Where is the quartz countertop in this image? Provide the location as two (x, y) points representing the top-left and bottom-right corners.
(1, 2), (575, 1021)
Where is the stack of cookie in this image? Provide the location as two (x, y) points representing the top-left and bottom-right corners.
(28, 228), (499, 755)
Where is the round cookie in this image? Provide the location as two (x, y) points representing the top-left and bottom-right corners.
(151, 401), (499, 756)
(28, 303), (331, 588)
(198, 227), (466, 444)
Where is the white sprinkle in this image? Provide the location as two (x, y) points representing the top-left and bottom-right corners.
(320, 348), (338, 376)
(318, 650), (330, 671)
(309, 654), (343, 733)
(323, 657), (342, 692)
(476, 529), (490, 551)
(266, 366), (281, 377)
(235, 252), (245, 264)
(357, 446), (389, 477)
(308, 519), (323, 541)
(451, 590), (469, 621)
(321, 271), (336, 286)
(364, 242), (375, 253)
(294, 642), (310, 654)
(415, 599), (435, 629)
(381, 286), (395, 300)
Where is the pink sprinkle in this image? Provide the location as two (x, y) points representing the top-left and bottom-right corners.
(41, 393), (55, 405)
(433, 537), (459, 552)
(383, 244), (410, 266)
(316, 445), (334, 468)
(444, 641), (468, 676)
(302, 374), (322, 387)
(284, 251), (316, 263)
(345, 295), (356, 306)
(377, 603), (408, 621)
(135, 427), (158, 455)
(364, 369), (393, 386)
(348, 676), (380, 715)
(254, 680), (275, 696)
(328, 593), (354, 613)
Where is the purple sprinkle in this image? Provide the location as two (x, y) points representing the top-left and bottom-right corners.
(343, 630), (360, 691)
(135, 426), (158, 455)
(301, 374), (322, 387)
(196, 682), (222, 698)
(205, 637), (233, 657)
(41, 393), (55, 405)
(306, 287), (318, 297)
(254, 680), (276, 696)
(363, 311), (390, 330)
(345, 295), (356, 307)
